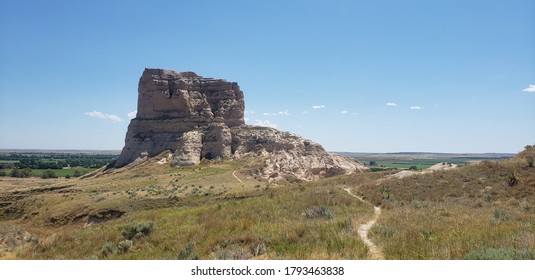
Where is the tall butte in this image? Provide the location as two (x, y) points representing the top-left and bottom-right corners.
(115, 68), (368, 181)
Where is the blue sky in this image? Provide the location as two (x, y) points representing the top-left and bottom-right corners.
(1, 0), (534, 153)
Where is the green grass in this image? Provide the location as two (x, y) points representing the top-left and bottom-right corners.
(5, 168), (96, 178)
(0, 160), (19, 163)
(354, 157), (502, 170)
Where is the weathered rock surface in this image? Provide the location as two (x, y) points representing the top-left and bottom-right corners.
(116, 68), (368, 181)
(115, 68), (244, 167)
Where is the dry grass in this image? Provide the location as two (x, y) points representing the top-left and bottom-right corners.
(351, 146), (535, 259)
(2, 146), (534, 260)
(1, 153), (372, 259)
(12, 184), (370, 259)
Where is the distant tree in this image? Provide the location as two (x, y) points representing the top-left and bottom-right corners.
(65, 174), (71, 179)
(73, 169), (83, 177)
(369, 161), (377, 166)
(409, 166), (418, 170)
(10, 168), (30, 178)
(41, 169), (57, 179)
(21, 168), (31, 178)
(10, 169), (21, 177)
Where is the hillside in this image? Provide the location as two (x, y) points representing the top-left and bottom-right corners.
(1, 145), (533, 259)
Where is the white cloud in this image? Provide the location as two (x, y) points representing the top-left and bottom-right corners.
(312, 105), (325, 109)
(340, 110), (348, 114)
(410, 106), (423, 110)
(522, 84), (535, 92)
(263, 110), (290, 116)
(244, 117), (250, 122)
(386, 102), (397, 106)
(127, 111), (137, 119)
(278, 110), (290, 115)
(244, 110), (256, 114)
(262, 110), (290, 116)
(254, 120), (278, 128)
(85, 110), (122, 122)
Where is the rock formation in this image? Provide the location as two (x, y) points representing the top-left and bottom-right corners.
(115, 68), (368, 181)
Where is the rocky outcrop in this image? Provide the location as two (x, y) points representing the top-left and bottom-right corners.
(116, 68), (368, 181)
(115, 68), (244, 167)
(230, 126), (368, 180)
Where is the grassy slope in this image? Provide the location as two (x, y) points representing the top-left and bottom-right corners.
(1, 147), (534, 260)
(0, 154), (371, 260)
(350, 146), (535, 259)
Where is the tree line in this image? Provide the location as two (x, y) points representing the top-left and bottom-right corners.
(0, 152), (116, 169)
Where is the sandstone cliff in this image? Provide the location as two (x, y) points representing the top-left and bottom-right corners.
(115, 68), (368, 181)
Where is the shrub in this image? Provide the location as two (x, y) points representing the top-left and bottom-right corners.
(10, 169), (31, 178)
(251, 243), (267, 257)
(41, 169), (57, 179)
(117, 240), (133, 253)
(527, 157), (534, 168)
(73, 169), (83, 177)
(411, 200), (429, 209)
(380, 185), (391, 199)
(121, 221), (154, 239)
(100, 241), (116, 256)
(493, 208), (509, 223)
(177, 242), (198, 260)
(303, 206), (333, 219)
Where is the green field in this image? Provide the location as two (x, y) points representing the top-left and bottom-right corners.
(3, 168), (96, 178)
(359, 158), (471, 170)
(347, 154), (514, 171)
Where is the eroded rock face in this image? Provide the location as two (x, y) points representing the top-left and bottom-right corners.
(116, 68), (368, 180)
(115, 68), (244, 167)
(230, 126), (369, 180)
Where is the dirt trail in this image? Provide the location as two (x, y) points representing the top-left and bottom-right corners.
(232, 170), (244, 184)
(344, 188), (384, 260)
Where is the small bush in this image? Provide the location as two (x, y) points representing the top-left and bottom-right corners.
(303, 206), (333, 219)
(379, 186), (391, 199)
(411, 200), (429, 209)
(121, 221), (154, 239)
(251, 243), (267, 257)
(493, 208), (509, 223)
(117, 240), (133, 254)
(100, 241), (116, 256)
(41, 169), (57, 179)
(484, 193), (493, 202)
(177, 242), (198, 260)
